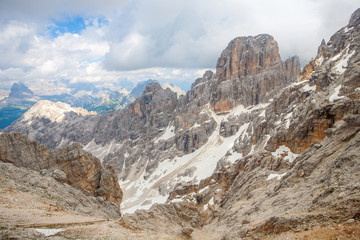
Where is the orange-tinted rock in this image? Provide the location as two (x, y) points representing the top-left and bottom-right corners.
(297, 59), (316, 82)
(0, 133), (123, 207)
(212, 34), (300, 112)
(213, 99), (232, 113)
(216, 35), (281, 80)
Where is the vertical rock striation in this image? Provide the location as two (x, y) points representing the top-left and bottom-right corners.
(213, 34), (300, 111)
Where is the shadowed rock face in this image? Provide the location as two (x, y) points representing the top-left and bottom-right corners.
(8, 82), (34, 99)
(0, 132), (122, 207)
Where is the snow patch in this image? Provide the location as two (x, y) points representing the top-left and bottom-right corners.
(121, 106), (251, 214)
(334, 47), (356, 74)
(266, 172), (287, 181)
(119, 179), (130, 186)
(57, 138), (66, 148)
(171, 192), (196, 204)
(191, 122), (250, 180)
(249, 144), (255, 155)
(329, 85), (344, 103)
(227, 149), (243, 164)
(264, 135), (271, 147)
(198, 186), (209, 194)
(300, 83), (316, 92)
(285, 112), (293, 129)
(259, 110), (266, 117)
(344, 26), (353, 33)
(208, 196), (214, 205)
(230, 104), (248, 117)
(203, 203), (209, 210)
(331, 53), (341, 61)
(316, 56), (324, 65)
(35, 229), (64, 236)
(83, 139), (122, 161)
(271, 145), (298, 163)
(190, 122), (201, 130)
(154, 125), (175, 143)
(171, 198), (182, 203)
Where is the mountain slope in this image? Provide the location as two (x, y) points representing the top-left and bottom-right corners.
(4, 34), (301, 213)
(1, 8), (360, 240)
(118, 9), (360, 239)
(0, 133), (122, 207)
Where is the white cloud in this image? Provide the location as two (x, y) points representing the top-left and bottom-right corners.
(100, 0), (359, 71)
(0, 0), (359, 90)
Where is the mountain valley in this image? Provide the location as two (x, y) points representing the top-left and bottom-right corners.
(1, 8), (360, 240)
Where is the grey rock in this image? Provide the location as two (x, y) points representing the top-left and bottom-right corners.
(1, 8), (360, 240)
(0, 133), (122, 207)
(51, 169), (67, 182)
(0, 161), (121, 219)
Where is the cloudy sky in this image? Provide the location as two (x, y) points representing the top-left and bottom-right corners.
(0, 0), (358, 91)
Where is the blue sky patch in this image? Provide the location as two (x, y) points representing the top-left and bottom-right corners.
(48, 16), (86, 37)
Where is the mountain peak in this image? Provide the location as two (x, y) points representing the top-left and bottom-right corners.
(8, 82), (34, 99)
(161, 82), (186, 98)
(216, 34), (281, 81)
(349, 8), (360, 27)
(23, 100), (96, 124)
(130, 79), (158, 98)
(212, 34), (300, 111)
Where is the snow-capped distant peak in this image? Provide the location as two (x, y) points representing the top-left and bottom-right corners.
(23, 100), (96, 124)
(161, 83), (186, 98)
(119, 88), (130, 96)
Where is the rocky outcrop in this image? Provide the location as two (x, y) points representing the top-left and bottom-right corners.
(137, 8), (359, 239)
(0, 159), (121, 239)
(212, 34), (300, 111)
(0, 161), (121, 219)
(216, 34), (282, 79)
(0, 133), (122, 207)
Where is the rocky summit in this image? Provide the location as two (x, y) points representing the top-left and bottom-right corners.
(1, 8), (360, 240)
(214, 34), (300, 109)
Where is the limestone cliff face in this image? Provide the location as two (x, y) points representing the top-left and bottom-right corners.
(124, 82), (178, 140)
(0, 133), (122, 207)
(3, 11), (360, 235)
(216, 35), (281, 79)
(130, 9), (359, 239)
(212, 34), (300, 111)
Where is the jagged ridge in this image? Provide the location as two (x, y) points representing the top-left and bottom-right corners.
(2, 10), (360, 240)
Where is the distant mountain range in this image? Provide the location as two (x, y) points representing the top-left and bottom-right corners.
(0, 79), (185, 129)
